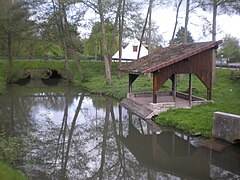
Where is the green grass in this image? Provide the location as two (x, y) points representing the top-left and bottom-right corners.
(0, 161), (26, 180)
(0, 60), (239, 178)
(0, 60), (239, 138)
(155, 70), (240, 137)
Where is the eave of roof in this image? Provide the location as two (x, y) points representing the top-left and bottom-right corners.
(118, 40), (222, 74)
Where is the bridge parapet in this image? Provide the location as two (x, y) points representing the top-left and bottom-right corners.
(212, 112), (240, 143)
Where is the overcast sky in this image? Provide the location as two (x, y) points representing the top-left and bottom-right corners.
(152, 5), (240, 45)
(79, 2), (240, 46)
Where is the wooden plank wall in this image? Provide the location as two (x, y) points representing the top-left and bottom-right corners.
(153, 49), (213, 102)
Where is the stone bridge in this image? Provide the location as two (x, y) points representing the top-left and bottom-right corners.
(23, 68), (68, 80)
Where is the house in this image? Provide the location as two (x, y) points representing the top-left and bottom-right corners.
(112, 38), (148, 62)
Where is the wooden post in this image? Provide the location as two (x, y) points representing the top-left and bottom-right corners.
(207, 88), (211, 100)
(188, 73), (192, 107)
(153, 72), (158, 103)
(172, 74), (177, 104)
(129, 78), (132, 94)
(129, 74), (139, 94)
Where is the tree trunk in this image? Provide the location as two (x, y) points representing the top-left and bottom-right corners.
(51, 0), (71, 82)
(137, 0), (153, 60)
(212, 0), (217, 41)
(109, 0), (123, 70)
(59, 0), (71, 82)
(178, 0), (190, 82)
(170, 0), (183, 45)
(117, 0), (126, 79)
(62, 1), (82, 74)
(98, 0), (112, 84)
(7, 32), (13, 82)
(184, 0), (190, 43)
(7, 32), (13, 64)
(148, 0), (153, 54)
(212, 0), (217, 84)
(147, 0), (153, 80)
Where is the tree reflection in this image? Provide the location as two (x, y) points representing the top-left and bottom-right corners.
(0, 86), (239, 179)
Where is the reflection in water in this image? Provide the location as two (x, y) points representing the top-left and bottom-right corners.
(0, 84), (239, 179)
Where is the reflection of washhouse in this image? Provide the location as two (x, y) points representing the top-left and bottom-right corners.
(118, 117), (240, 179)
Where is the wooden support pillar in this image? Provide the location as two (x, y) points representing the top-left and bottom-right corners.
(129, 74), (139, 94)
(172, 74), (177, 103)
(207, 88), (211, 100)
(188, 73), (192, 107)
(153, 72), (158, 103)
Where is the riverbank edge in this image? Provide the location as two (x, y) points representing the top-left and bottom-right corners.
(0, 161), (26, 179)
(0, 60), (239, 177)
(0, 60), (239, 138)
(0, 60), (238, 180)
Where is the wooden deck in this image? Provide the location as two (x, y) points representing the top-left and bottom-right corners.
(120, 92), (210, 120)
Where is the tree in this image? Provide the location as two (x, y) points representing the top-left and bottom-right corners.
(0, 0), (34, 61)
(196, 0), (240, 84)
(219, 34), (240, 61)
(113, 0), (149, 40)
(98, 0), (113, 84)
(117, 0), (126, 78)
(171, 26), (194, 44)
(196, 0), (240, 41)
(80, 0), (124, 84)
(137, 0), (154, 60)
(170, 0), (183, 45)
(184, 0), (190, 43)
(83, 22), (119, 58)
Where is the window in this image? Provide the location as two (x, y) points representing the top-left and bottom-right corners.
(133, 45), (138, 52)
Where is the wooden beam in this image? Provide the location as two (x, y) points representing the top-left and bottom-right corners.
(153, 71), (158, 103)
(129, 74), (139, 94)
(189, 73), (192, 107)
(172, 74), (177, 104)
(207, 88), (211, 100)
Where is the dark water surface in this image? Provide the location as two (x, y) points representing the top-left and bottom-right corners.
(0, 82), (239, 179)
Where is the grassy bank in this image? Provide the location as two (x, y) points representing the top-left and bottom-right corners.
(0, 60), (239, 138)
(0, 161), (26, 180)
(0, 59), (239, 178)
(75, 61), (240, 137)
(155, 70), (240, 137)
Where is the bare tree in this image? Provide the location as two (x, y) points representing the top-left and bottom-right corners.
(117, 0), (126, 79)
(50, 0), (71, 81)
(137, 0), (154, 60)
(170, 0), (183, 45)
(98, 0), (112, 84)
(196, 0), (240, 84)
(184, 0), (190, 43)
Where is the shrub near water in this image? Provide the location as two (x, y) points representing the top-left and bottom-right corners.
(0, 133), (22, 164)
(0, 76), (5, 93)
(0, 133), (25, 179)
(0, 161), (26, 180)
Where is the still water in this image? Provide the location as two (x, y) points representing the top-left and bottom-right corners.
(0, 81), (239, 179)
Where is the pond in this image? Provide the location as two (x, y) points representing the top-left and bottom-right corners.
(0, 80), (239, 179)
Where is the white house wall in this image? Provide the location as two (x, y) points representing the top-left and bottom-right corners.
(112, 38), (148, 61)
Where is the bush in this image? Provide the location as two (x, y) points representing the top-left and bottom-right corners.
(0, 133), (22, 165)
